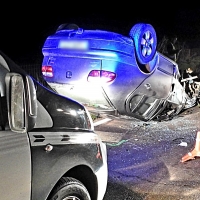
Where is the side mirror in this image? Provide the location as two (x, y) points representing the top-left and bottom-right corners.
(5, 73), (37, 132)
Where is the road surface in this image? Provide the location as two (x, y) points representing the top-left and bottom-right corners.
(93, 105), (200, 200)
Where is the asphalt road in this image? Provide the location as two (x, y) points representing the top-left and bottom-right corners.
(93, 105), (200, 200)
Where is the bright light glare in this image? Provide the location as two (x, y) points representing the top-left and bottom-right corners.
(70, 133), (99, 143)
(57, 108), (63, 112)
(70, 110), (77, 116)
(77, 110), (85, 115)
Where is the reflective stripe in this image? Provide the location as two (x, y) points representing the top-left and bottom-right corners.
(29, 131), (99, 146)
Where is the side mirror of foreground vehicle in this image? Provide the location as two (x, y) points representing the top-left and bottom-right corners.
(5, 73), (37, 132)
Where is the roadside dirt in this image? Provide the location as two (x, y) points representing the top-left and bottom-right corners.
(93, 105), (200, 200)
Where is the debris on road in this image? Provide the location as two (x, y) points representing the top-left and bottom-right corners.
(178, 141), (187, 147)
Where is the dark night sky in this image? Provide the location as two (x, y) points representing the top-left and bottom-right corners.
(1, 5), (200, 64)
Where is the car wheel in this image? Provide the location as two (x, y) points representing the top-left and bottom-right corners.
(129, 23), (157, 64)
(48, 177), (91, 200)
(56, 23), (79, 32)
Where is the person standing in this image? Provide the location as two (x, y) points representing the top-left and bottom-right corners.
(166, 36), (182, 62)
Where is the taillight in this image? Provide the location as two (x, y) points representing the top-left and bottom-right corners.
(87, 70), (116, 83)
(42, 66), (53, 77)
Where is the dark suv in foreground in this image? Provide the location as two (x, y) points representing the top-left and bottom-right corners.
(0, 50), (107, 200)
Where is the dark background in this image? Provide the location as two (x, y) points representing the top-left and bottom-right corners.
(1, 4), (200, 64)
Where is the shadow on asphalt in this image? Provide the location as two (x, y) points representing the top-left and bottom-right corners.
(103, 181), (145, 200)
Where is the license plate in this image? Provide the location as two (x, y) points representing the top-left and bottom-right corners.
(58, 40), (88, 50)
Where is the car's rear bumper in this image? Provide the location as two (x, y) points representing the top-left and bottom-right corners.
(48, 82), (117, 113)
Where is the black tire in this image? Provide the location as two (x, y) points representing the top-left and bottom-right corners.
(129, 23), (157, 64)
(56, 23), (79, 32)
(48, 177), (91, 200)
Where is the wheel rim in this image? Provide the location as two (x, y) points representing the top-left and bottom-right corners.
(141, 30), (154, 58)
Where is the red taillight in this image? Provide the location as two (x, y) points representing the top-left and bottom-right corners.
(88, 70), (100, 77)
(87, 70), (116, 83)
(42, 66), (53, 77)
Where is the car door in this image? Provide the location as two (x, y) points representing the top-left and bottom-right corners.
(125, 53), (175, 120)
(0, 130), (31, 200)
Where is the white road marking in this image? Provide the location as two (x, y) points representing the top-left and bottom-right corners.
(93, 118), (112, 126)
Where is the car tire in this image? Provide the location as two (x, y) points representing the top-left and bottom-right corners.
(48, 177), (91, 200)
(56, 23), (79, 32)
(129, 23), (157, 64)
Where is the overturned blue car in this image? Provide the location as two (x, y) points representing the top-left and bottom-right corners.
(41, 23), (199, 121)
